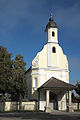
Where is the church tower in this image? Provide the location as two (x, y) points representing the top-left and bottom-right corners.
(45, 10), (59, 68)
(45, 9), (58, 44)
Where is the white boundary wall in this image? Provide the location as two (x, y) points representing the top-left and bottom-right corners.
(0, 101), (37, 112)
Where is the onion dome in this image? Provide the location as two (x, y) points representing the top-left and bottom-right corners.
(45, 9), (57, 32)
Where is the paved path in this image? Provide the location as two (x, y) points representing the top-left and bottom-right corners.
(0, 112), (80, 120)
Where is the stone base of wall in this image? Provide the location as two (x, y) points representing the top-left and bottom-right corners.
(0, 101), (37, 112)
(45, 106), (51, 113)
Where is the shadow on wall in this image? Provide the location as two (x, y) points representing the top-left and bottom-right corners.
(0, 102), (5, 112)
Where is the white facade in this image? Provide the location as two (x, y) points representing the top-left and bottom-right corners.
(26, 12), (73, 112)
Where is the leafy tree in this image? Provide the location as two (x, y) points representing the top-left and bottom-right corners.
(11, 54), (28, 104)
(0, 46), (28, 107)
(0, 46), (12, 95)
(75, 81), (80, 110)
(75, 81), (80, 96)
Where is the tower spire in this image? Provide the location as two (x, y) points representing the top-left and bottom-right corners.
(45, 9), (57, 32)
(50, 8), (52, 18)
(49, 8), (53, 21)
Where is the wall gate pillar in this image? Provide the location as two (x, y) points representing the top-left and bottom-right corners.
(68, 90), (74, 112)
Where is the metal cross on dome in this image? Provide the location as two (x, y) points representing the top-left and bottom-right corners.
(50, 8), (52, 18)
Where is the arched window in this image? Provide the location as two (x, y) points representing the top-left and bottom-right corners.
(52, 47), (56, 53)
(52, 31), (55, 37)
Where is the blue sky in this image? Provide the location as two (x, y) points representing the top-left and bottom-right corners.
(0, 0), (80, 85)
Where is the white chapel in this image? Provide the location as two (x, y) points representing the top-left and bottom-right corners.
(26, 10), (75, 112)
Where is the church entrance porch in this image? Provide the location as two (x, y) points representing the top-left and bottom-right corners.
(38, 89), (73, 112)
(39, 89), (67, 112)
(37, 77), (75, 112)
